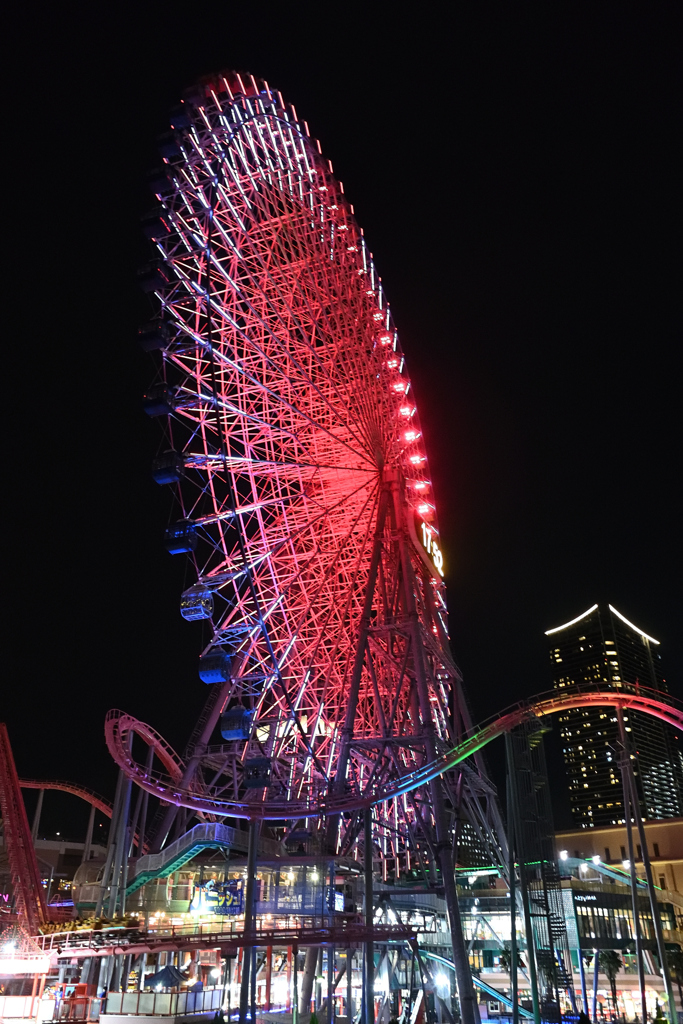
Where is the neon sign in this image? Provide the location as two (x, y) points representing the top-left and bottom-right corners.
(190, 879), (243, 916)
(420, 521), (444, 577)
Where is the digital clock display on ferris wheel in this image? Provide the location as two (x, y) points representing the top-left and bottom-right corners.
(419, 520), (444, 577)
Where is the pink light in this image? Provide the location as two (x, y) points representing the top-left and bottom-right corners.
(410, 454), (425, 464)
(393, 382), (407, 393)
(380, 334), (392, 345)
(417, 503), (431, 515)
(414, 481), (428, 491)
(404, 431), (421, 442)
(387, 359), (398, 369)
(400, 406), (413, 417)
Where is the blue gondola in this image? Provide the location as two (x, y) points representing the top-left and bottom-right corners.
(152, 451), (185, 485)
(137, 262), (172, 293)
(141, 211), (172, 241)
(220, 706), (253, 741)
(198, 649), (231, 684)
(138, 321), (173, 352)
(164, 519), (197, 555)
(180, 585), (213, 621)
(244, 758), (272, 789)
(157, 132), (182, 161)
(143, 384), (176, 417)
(148, 169), (174, 197)
(169, 106), (191, 130)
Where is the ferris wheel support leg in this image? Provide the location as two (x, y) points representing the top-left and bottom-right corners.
(390, 477), (480, 1024)
(618, 708), (677, 1024)
(239, 818), (261, 1024)
(334, 485), (391, 798)
(364, 805), (375, 1024)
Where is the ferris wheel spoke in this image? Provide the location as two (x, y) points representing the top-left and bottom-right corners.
(163, 172), (403, 456)
(167, 332), (377, 467)
(129, 75), (487, 890)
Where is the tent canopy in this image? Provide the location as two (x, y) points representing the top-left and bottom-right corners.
(143, 965), (187, 989)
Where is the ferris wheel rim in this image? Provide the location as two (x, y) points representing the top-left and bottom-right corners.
(136, 71), (450, 818)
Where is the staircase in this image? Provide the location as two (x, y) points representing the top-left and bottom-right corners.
(125, 821), (282, 895)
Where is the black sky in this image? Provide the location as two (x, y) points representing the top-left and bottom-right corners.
(4, 2), (681, 834)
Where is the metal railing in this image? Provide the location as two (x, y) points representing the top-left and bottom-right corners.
(0, 994), (49, 1020)
(53, 996), (101, 1021)
(104, 987), (222, 1018)
(125, 821), (282, 893)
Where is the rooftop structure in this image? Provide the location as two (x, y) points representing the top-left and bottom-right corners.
(545, 603), (683, 827)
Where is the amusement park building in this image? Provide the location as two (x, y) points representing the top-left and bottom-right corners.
(545, 604), (683, 828)
(556, 816), (683, 896)
(61, 849), (683, 1021)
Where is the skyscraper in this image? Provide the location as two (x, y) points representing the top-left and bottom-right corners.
(545, 603), (683, 829)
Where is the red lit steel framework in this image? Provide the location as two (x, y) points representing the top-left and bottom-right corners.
(133, 71), (500, 854)
(129, 71), (501, 1024)
(0, 724), (47, 934)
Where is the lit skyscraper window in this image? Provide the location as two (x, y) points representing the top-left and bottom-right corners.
(545, 604), (683, 828)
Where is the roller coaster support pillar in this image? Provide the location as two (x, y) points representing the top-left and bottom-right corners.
(591, 950), (598, 1022)
(505, 733), (540, 1024)
(293, 944), (299, 1024)
(108, 765), (132, 917)
(507, 772), (518, 1024)
(265, 946), (272, 1010)
(95, 767), (125, 917)
(618, 710), (677, 1023)
(82, 804), (96, 865)
(300, 946), (318, 1014)
(329, 859), (336, 1024)
(617, 708), (647, 1024)
(128, 749), (150, 858)
(31, 788), (44, 842)
(329, 946), (336, 1022)
(137, 749), (153, 855)
(239, 818), (261, 1024)
(364, 805), (375, 1024)
(250, 947), (257, 1024)
(577, 950), (588, 1016)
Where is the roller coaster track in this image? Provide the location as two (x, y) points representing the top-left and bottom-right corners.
(104, 685), (683, 820)
(19, 780), (113, 818)
(18, 778), (153, 855)
(0, 724), (47, 932)
(420, 950), (535, 1020)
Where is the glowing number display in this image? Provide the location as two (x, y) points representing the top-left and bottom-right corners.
(420, 521), (444, 577)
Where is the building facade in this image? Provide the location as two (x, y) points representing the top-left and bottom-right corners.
(556, 816), (683, 896)
(545, 603), (683, 828)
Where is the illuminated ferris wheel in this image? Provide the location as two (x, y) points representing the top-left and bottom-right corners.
(100, 72), (517, 1022)
(125, 69), (461, 823)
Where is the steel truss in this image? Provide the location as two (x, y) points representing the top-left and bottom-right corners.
(126, 71), (514, 1024)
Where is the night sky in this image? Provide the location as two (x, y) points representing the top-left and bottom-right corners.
(4, 4), (681, 838)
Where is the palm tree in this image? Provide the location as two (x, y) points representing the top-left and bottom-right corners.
(598, 950), (622, 1019)
(499, 941), (525, 974)
(666, 946), (683, 1016)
